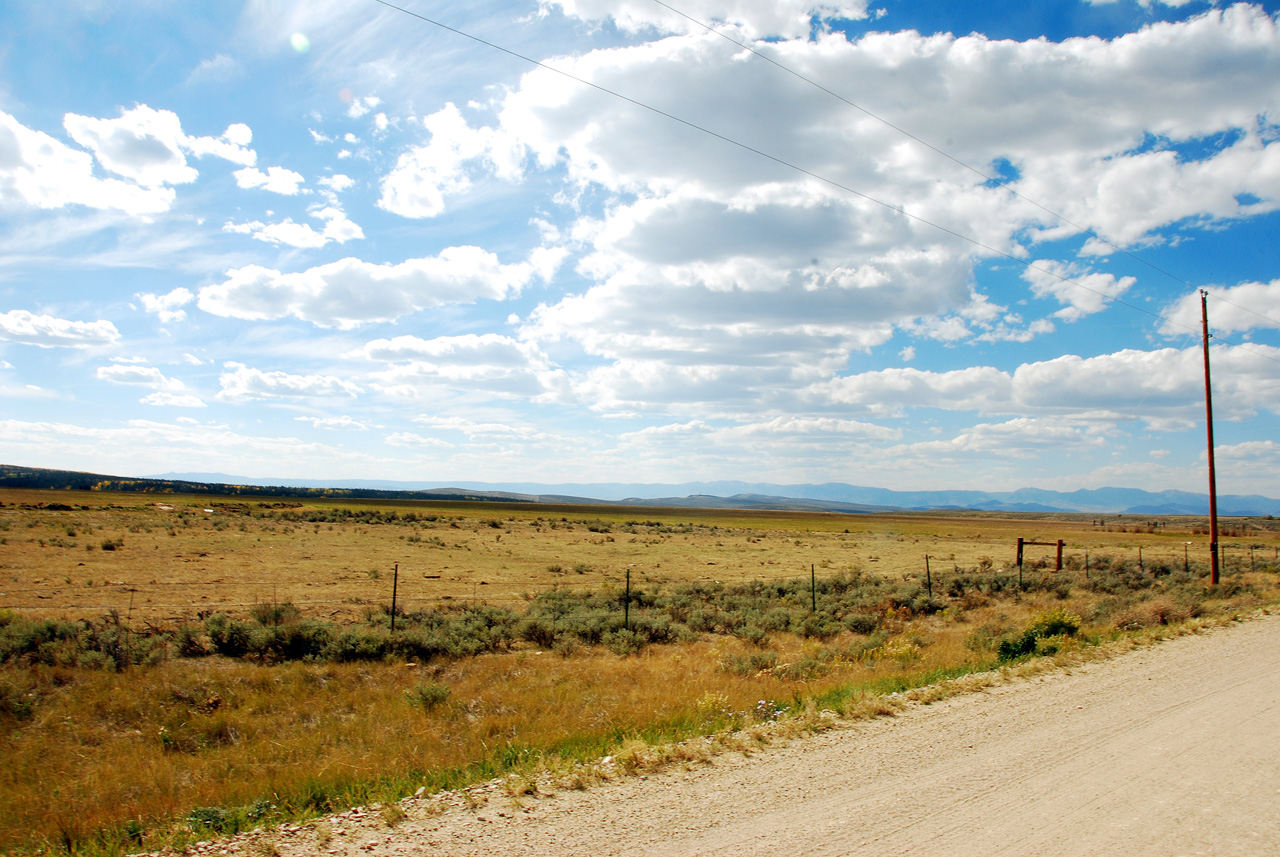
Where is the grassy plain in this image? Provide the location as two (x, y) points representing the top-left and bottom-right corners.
(1, 489), (1278, 855)
(2, 488), (1274, 623)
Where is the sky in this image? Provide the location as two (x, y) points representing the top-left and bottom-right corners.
(1, 0), (1279, 496)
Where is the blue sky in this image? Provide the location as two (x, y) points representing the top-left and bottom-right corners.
(1, 0), (1278, 495)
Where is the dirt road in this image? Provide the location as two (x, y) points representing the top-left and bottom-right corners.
(233, 615), (1280, 857)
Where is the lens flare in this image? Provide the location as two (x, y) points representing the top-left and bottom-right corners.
(290, 33), (310, 53)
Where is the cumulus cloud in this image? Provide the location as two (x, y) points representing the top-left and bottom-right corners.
(811, 343), (1280, 427)
(233, 165), (306, 195)
(1160, 280), (1280, 336)
(0, 111), (175, 214)
(813, 366), (1014, 417)
(223, 205), (363, 248)
(318, 173), (355, 193)
(64, 105), (255, 185)
(385, 431), (454, 448)
(198, 246), (538, 328)
(140, 392), (207, 408)
(1, 106), (254, 216)
(95, 364), (186, 391)
(900, 418), (1112, 460)
(96, 362), (205, 406)
(217, 362), (362, 401)
(346, 95), (382, 119)
(477, 3), (1280, 408)
(295, 415), (369, 430)
(0, 310), (120, 348)
(353, 333), (569, 399)
(137, 287), (195, 323)
(377, 103), (520, 218)
(1022, 261), (1137, 321)
(544, 0), (871, 40)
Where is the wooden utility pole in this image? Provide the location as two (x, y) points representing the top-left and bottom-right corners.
(1201, 290), (1220, 585)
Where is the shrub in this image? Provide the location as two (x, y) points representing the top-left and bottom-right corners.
(406, 680), (451, 711)
(0, 676), (35, 721)
(1027, 608), (1082, 639)
(603, 628), (646, 656)
(323, 627), (390, 662)
(250, 601), (302, 627)
(204, 614), (252, 657)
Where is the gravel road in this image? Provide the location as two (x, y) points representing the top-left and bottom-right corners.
(201, 614), (1280, 857)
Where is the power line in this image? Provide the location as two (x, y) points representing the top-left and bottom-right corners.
(367, 0), (1280, 365)
(646, 0), (1200, 292)
(368, 0), (1193, 335)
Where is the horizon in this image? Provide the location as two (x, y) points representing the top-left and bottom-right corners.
(2, 1), (1279, 495)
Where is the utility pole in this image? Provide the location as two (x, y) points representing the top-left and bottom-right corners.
(1201, 290), (1220, 586)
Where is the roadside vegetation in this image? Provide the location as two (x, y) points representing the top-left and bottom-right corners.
(1, 491), (1277, 856)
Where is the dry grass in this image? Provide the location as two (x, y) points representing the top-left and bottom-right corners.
(2, 488), (1274, 627)
(0, 489), (1277, 855)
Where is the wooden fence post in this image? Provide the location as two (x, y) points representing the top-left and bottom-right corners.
(390, 563), (399, 633)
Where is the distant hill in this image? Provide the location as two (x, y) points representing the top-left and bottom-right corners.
(150, 472), (1280, 516)
(2, 465), (1276, 516)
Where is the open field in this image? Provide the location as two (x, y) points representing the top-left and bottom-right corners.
(2, 489), (1276, 625)
(1, 489), (1279, 855)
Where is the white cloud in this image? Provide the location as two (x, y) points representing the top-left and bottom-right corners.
(137, 287), (195, 323)
(96, 362), (204, 406)
(809, 342), (1280, 427)
(1160, 280), (1280, 336)
(814, 366), (1014, 417)
(198, 246), (536, 328)
(378, 103), (518, 218)
(141, 392), (207, 408)
(222, 205), (363, 248)
(217, 362), (362, 401)
(186, 54), (243, 87)
(64, 104), (256, 186)
(96, 364), (186, 392)
(1022, 261), (1136, 321)
(0, 418), (368, 477)
(233, 165), (306, 195)
(1, 106), (255, 217)
(385, 431), (454, 448)
(318, 173), (355, 193)
(346, 95), (381, 119)
(0, 110), (175, 214)
(484, 3), (1280, 407)
(544, 0), (871, 39)
(63, 105), (200, 187)
(0, 310), (120, 348)
(295, 415), (369, 430)
(354, 333), (569, 399)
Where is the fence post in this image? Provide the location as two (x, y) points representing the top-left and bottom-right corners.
(390, 563), (399, 633)
(810, 564), (816, 612)
(925, 555), (932, 600)
(625, 568), (631, 631)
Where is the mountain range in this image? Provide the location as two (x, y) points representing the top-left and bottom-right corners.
(145, 473), (1279, 516)
(2, 464), (1274, 516)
